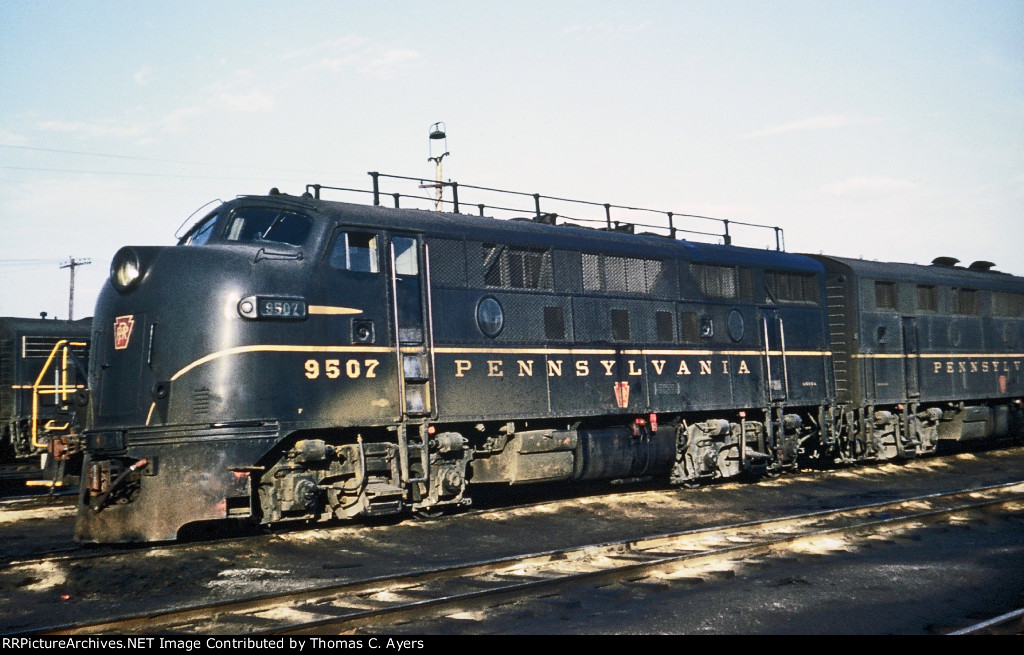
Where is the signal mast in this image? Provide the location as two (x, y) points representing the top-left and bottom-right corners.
(425, 122), (449, 211)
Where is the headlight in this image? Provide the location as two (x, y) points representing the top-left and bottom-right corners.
(110, 247), (142, 292)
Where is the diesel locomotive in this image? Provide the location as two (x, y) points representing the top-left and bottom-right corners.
(74, 174), (1024, 542)
(1, 315), (91, 488)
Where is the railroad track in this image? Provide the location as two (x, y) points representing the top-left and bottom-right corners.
(0, 464), (51, 491)
(950, 608), (1024, 636)
(0, 491), (76, 510)
(25, 480), (1024, 636)
(0, 479), (664, 572)
(0, 464), (780, 571)
(1, 445), (1019, 570)
(0, 464), (41, 481)
(0, 463), (78, 501)
(0, 456), (967, 572)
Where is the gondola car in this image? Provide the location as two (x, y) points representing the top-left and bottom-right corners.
(0, 316), (91, 487)
(73, 178), (1023, 542)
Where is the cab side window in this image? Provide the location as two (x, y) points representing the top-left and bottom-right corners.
(329, 231), (379, 273)
(393, 236), (419, 275)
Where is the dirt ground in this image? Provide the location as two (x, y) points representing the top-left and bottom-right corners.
(1, 445), (1022, 634)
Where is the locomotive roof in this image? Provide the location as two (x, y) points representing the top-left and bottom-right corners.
(233, 193), (824, 275)
(811, 254), (1024, 291)
(0, 316), (92, 339)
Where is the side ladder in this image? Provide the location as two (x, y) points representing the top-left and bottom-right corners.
(389, 240), (438, 493)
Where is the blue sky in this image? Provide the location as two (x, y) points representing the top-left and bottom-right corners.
(1, 0), (1021, 319)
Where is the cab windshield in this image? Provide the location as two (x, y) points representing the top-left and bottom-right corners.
(225, 207), (312, 246)
(180, 207), (312, 247)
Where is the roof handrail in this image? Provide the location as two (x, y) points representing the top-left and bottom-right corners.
(306, 172), (786, 251)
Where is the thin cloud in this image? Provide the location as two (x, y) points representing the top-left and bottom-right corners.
(156, 106), (205, 134)
(741, 114), (885, 139)
(561, 20), (652, 39)
(819, 176), (916, 197)
(359, 49), (423, 79)
(287, 38), (423, 80)
(213, 90), (274, 113)
(36, 120), (148, 139)
(282, 36), (369, 61)
(35, 79), (273, 142)
(310, 55), (361, 73)
(134, 66), (154, 86)
(0, 130), (29, 146)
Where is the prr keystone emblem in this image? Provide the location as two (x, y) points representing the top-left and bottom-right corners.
(614, 381), (630, 408)
(114, 315), (135, 350)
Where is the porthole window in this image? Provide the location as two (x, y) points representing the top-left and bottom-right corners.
(476, 297), (504, 338)
(727, 309), (745, 342)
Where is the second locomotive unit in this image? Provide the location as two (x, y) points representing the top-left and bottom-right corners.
(1, 315), (91, 487)
(75, 176), (1024, 542)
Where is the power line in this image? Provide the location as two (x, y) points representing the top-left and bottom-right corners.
(0, 259), (64, 271)
(0, 165), (293, 181)
(1, 143), (205, 165)
(0, 258), (62, 264)
(0, 143), (364, 179)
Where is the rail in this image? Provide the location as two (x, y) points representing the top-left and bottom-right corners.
(306, 171), (786, 251)
(27, 480), (1024, 635)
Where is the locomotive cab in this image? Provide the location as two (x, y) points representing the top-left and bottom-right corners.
(76, 194), (473, 541)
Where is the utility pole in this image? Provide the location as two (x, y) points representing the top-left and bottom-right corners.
(60, 257), (91, 320)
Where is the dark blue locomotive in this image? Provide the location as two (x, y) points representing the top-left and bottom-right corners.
(1, 315), (91, 488)
(74, 176), (1024, 542)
